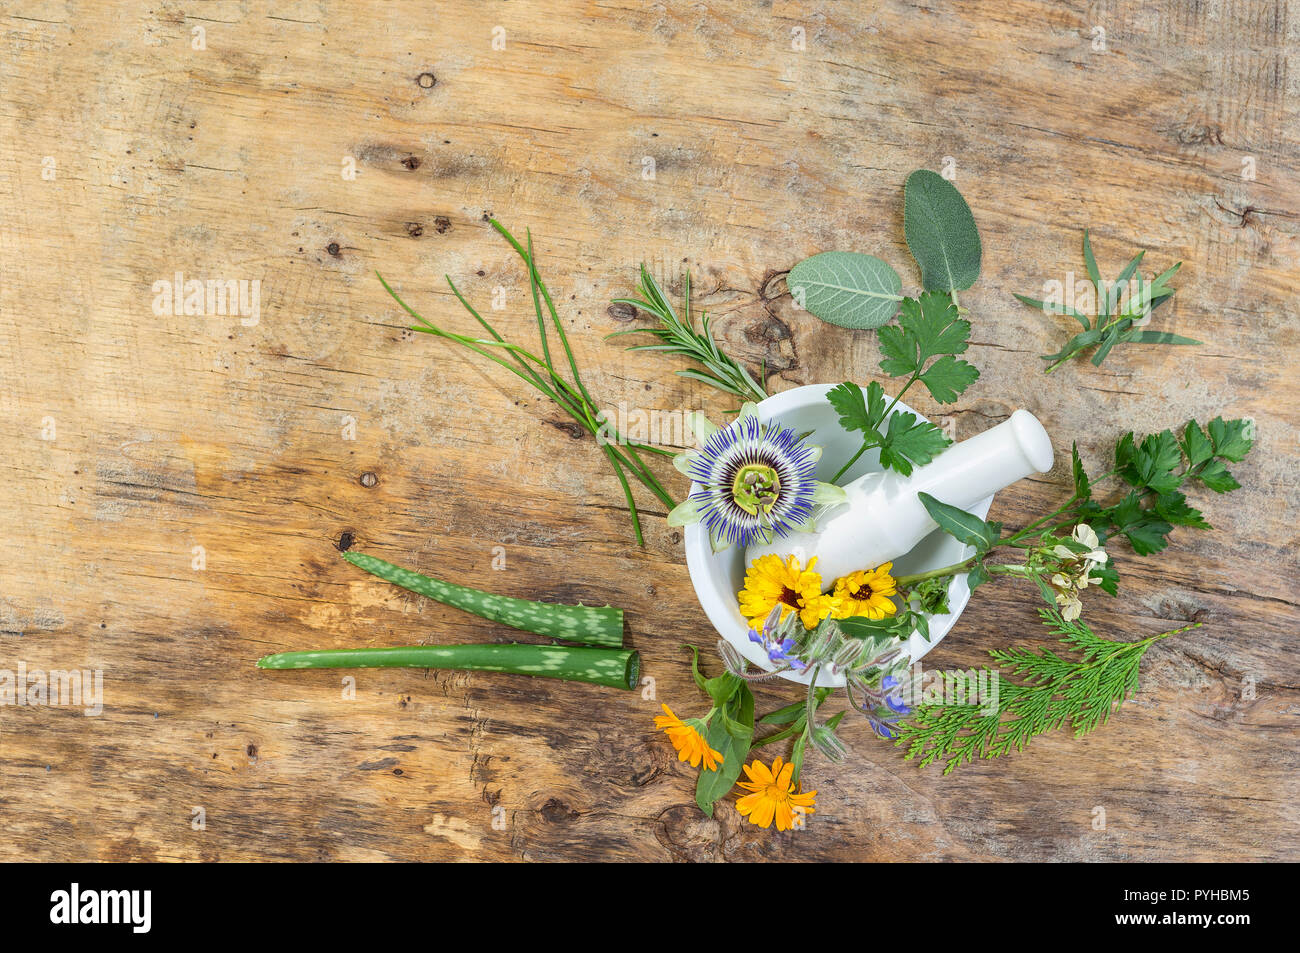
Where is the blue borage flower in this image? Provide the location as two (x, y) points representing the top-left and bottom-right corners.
(667, 403), (845, 552)
(747, 605), (808, 672)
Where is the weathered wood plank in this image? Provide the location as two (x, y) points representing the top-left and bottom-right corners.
(1, 0), (1296, 861)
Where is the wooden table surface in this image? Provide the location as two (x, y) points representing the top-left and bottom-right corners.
(1, 0), (1296, 862)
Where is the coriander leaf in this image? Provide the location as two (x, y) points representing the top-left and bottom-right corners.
(826, 380), (886, 435)
(878, 412), (951, 476)
(1091, 561), (1119, 596)
(919, 354), (980, 404)
(877, 292), (979, 403)
(1107, 490), (1173, 555)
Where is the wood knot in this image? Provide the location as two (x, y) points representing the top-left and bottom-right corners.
(359, 471), (379, 488)
(416, 72), (436, 89)
(607, 302), (637, 322)
(540, 798), (578, 823)
(433, 216), (452, 234)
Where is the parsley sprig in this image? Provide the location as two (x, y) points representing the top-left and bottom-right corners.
(826, 291), (980, 481)
(896, 416), (1253, 599)
(1015, 230), (1200, 373)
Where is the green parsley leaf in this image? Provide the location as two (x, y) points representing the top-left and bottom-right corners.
(1207, 416), (1253, 462)
(878, 413), (951, 476)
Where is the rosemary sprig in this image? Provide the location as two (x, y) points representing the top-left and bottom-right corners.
(377, 220), (677, 546)
(610, 266), (768, 404)
(895, 585), (1200, 774)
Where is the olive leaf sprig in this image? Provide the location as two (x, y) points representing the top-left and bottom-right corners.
(1015, 229), (1201, 373)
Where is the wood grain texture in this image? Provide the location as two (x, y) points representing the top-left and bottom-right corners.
(1, 0), (1296, 861)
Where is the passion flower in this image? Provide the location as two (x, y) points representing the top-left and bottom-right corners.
(667, 403), (845, 551)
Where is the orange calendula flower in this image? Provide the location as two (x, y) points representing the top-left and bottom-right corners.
(831, 563), (899, 621)
(738, 553), (838, 630)
(654, 704), (724, 771)
(736, 757), (816, 831)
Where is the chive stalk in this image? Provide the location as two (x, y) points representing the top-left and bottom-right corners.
(344, 551), (624, 648)
(257, 643), (639, 690)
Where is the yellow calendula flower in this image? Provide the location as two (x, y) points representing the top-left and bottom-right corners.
(738, 554), (838, 630)
(654, 704), (724, 771)
(832, 563), (899, 621)
(735, 757), (817, 831)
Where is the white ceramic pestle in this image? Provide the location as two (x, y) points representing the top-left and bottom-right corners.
(745, 409), (1054, 587)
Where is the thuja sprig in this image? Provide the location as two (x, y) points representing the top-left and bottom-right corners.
(827, 291), (980, 481)
(609, 266), (769, 404)
(894, 584), (1201, 774)
(1015, 229), (1200, 373)
(377, 220), (677, 546)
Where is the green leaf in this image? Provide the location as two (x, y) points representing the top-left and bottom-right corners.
(788, 251), (903, 330)
(1014, 293), (1092, 331)
(1180, 421), (1214, 467)
(1207, 417), (1253, 462)
(877, 293), (978, 402)
(1108, 249), (1146, 314)
(1120, 329), (1202, 346)
(826, 380), (886, 435)
(903, 170), (982, 292)
(1089, 325), (1125, 366)
(919, 354), (981, 404)
(683, 644), (708, 693)
(917, 492), (1001, 551)
(1120, 430), (1183, 494)
(878, 413), (951, 476)
(696, 683), (754, 817)
(1195, 459), (1241, 493)
(1091, 561), (1119, 596)
(1107, 490), (1173, 555)
(966, 561), (991, 591)
(1040, 328), (1101, 365)
(1155, 491), (1210, 529)
(1071, 442), (1092, 501)
(1082, 229), (1103, 318)
(704, 671), (742, 708)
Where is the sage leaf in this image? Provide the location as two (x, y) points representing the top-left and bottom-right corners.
(788, 251), (903, 329)
(903, 170), (982, 292)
